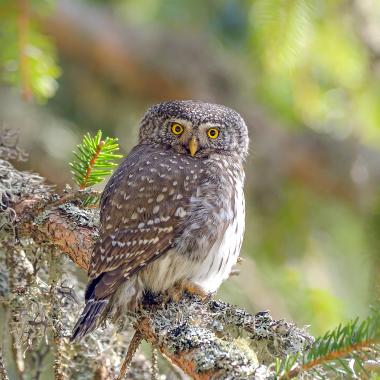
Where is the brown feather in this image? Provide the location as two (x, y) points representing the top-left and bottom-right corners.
(88, 144), (203, 295)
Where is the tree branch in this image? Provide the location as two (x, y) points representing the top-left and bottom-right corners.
(3, 157), (314, 379)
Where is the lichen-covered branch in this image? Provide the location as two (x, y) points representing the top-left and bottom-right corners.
(14, 198), (97, 271)
(133, 295), (312, 380)
(1, 155), (152, 379)
(1, 149), (314, 379)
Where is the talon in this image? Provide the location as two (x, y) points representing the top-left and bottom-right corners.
(183, 282), (208, 301)
(166, 282), (183, 302)
(165, 281), (210, 304)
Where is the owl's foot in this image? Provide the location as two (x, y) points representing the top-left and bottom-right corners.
(168, 280), (209, 303)
(182, 281), (209, 300)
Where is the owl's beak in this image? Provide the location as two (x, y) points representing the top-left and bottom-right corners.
(188, 136), (198, 157)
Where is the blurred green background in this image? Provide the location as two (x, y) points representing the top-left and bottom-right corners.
(1, 0), (380, 337)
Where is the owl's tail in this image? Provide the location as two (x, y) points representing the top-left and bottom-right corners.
(70, 299), (108, 341)
(70, 274), (111, 341)
(70, 273), (142, 341)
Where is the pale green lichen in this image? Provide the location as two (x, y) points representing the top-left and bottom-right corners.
(0, 129), (28, 162)
(33, 209), (53, 225)
(141, 294), (313, 379)
(208, 300), (314, 365)
(58, 203), (99, 229)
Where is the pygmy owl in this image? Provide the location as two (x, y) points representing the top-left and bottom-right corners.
(71, 100), (249, 340)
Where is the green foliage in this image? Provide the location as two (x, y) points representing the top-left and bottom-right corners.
(251, 0), (314, 73)
(0, 1), (60, 102)
(247, 182), (372, 334)
(275, 307), (380, 379)
(247, 0), (380, 145)
(69, 130), (122, 205)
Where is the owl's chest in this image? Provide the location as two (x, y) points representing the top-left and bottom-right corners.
(140, 179), (245, 294)
(140, 157), (246, 294)
(190, 176), (245, 292)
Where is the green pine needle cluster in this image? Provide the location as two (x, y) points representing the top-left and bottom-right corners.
(69, 130), (122, 205)
(276, 307), (380, 379)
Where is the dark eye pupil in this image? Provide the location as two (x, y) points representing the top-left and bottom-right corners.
(175, 126), (181, 132)
(210, 130), (216, 136)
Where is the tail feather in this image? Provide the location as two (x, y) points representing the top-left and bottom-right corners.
(70, 299), (108, 342)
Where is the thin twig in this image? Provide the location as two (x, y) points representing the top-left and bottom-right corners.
(116, 330), (143, 380)
(31, 345), (49, 380)
(80, 141), (105, 190)
(5, 244), (25, 380)
(49, 189), (101, 208)
(282, 339), (380, 379)
(151, 348), (158, 380)
(49, 252), (65, 380)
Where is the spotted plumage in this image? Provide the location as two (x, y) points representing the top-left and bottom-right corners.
(71, 100), (249, 340)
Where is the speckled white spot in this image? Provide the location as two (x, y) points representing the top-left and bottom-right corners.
(175, 207), (187, 218)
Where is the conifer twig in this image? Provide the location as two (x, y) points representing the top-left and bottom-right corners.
(277, 310), (380, 379)
(116, 330), (143, 380)
(69, 130), (122, 206)
(80, 140), (105, 190)
(282, 339), (380, 379)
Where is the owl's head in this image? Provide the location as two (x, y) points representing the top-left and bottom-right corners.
(139, 100), (249, 160)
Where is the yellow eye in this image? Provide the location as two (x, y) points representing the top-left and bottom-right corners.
(171, 123), (184, 135)
(207, 128), (219, 139)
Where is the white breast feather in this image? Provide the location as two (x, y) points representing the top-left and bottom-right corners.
(193, 178), (245, 292)
(139, 176), (245, 294)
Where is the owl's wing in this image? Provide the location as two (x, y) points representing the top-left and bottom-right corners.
(88, 228), (173, 299)
(87, 144), (203, 300)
